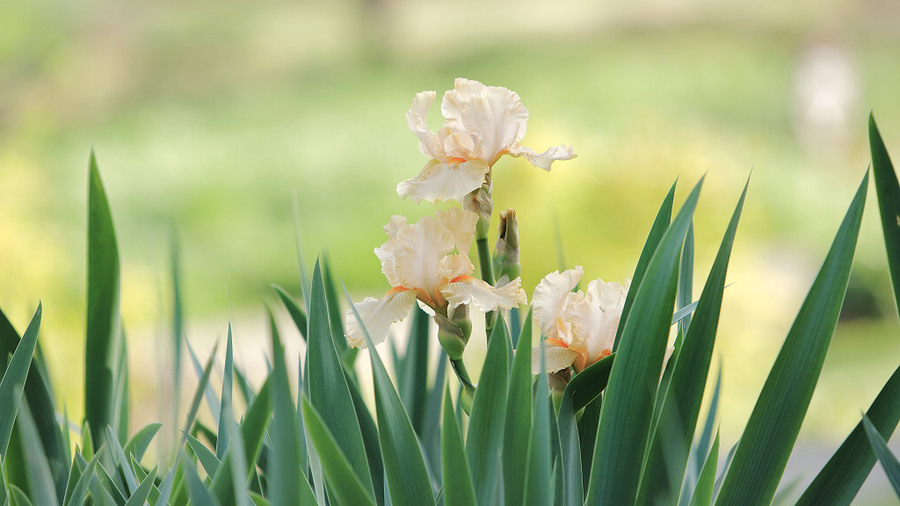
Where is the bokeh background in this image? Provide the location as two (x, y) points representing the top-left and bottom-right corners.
(2, 0), (900, 502)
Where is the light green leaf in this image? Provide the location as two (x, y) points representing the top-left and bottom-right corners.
(466, 320), (510, 506)
(639, 182), (746, 505)
(123, 423), (162, 464)
(272, 285), (307, 343)
(185, 432), (221, 478)
(16, 401), (58, 506)
(441, 386), (476, 506)
(586, 178), (703, 505)
(302, 397), (376, 506)
(503, 309), (533, 506)
(180, 341), (219, 451)
(106, 426), (139, 495)
(170, 227), (185, 408)
(123, 466), (158, 506)
(344, 284), (435, 506)
(306, 260), (373, 494)
(715, 173), (867, 505)
(181, 452), (221, 506)
(217, 326), (235, 460)
(84, 152), (123, 448)
(524, 359), (551, 506)
(863, 414), (900, 497)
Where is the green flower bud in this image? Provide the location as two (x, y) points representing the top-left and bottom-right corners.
(435, 305), (472, 360)
(492, 208), (520, 282)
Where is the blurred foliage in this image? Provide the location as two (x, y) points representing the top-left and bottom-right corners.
(1, 0), (900, 450)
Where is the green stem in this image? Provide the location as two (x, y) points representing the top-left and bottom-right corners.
(475, 232), (496, 339)
(450, 358), (476, 414)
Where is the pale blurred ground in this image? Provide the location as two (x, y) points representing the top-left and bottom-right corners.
(2, 0), (900, 502)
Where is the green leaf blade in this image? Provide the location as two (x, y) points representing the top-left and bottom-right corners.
(84, 152), (123, 447)
(503, 309), (533, 506)
(441, 386), (476, 506)
(0, 304), (42, 458)
(586, 178), (703, 505)
(716, 172), (868, 506)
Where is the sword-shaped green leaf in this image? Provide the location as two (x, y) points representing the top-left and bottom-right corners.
(715, 172), (867, 505)
(84, 152), (123, 448)
(441, 385), (476, 506)
(638, 182), (747, 504)
(503, 309), (533, 506)
(586, 178), (702, 505)
(862, 414), (900, 498)
(0, 304), (42, 458)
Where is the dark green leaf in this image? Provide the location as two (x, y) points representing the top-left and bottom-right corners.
(441, 386), (476, 506)
(638, 182), (746, 505)
(466, 320), (510, 505)
(0, 303), (42, 458)
(862, 414), (900, 497)
(186, 340), (220, 425)
(715, 173), (867, 505)
(503, 309), (533, 506)
(180, 341), (219, 450)
(400, 306), (430, 437)
(170, 227), (185, 408)
(564, 352), (614, 413)
(0, 306), (68, 499)
(614, 179), (676, 352)
(870, 114), (900, 316)
(84, 152), (123, 448)
(797, 362), (900, 505)
(689, 431), (719, 506)
(586, 179), (702, 505)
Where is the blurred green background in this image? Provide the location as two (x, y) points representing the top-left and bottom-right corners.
(2, 0), (900, 501)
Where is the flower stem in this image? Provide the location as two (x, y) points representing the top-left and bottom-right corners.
(450, 357), (476, 414)
(475, 224), (497, 340)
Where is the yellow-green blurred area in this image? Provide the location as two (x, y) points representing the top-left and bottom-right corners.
(2, 0), (900, 499)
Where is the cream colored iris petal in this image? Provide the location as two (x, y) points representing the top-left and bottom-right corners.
(345, 290), (418, 348)
(406, 90), (444, 159)
(435, 207), (478, 254)
(441, 276), (527, 313)
(582, 278), (628, 362)
(396, 158), (490, 204)
(532, 267), (584, 340)
(383, 215), (408, 239)
(531, 343), (579, 374)
(508, 144), (577, 171)
(377, 212), (457, 293)
(439, 253), (475, 283)
(461, 88), (528, 161)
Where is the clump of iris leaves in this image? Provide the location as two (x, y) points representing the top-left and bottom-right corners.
(3, 116), (900, 506)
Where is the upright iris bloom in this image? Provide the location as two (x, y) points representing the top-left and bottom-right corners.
(398, 78), (576, 205)
(345, 208), (527, 348)
(532, 266), (630, 373)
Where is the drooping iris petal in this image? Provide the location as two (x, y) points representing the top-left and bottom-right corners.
(441, 276), (527, 313)
(508, 144), (577, 171)
(345, 290), (418, 348)
(396, 159), (490, 204)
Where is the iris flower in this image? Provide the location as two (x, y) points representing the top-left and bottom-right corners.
(345, 208), (527, 348)
(398, 78), (576, 204)
(532, 266), (630, 373)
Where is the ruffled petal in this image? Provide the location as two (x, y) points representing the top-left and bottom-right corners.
(442, 78), (529, 162)
(532, 267), (584, 340)
(344, 290), (418, 348)
(383, 215), (408, 239)
(441, 276), (527, 313)
(406, 91), (444, 159)
(435, 207), (478, 254)
(531, 343), (579, 374)
(396, 158), (490, 204)
(375, 212), (456, 292)
(508, 144), (577, 171)
(582, 278), (628, 361)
